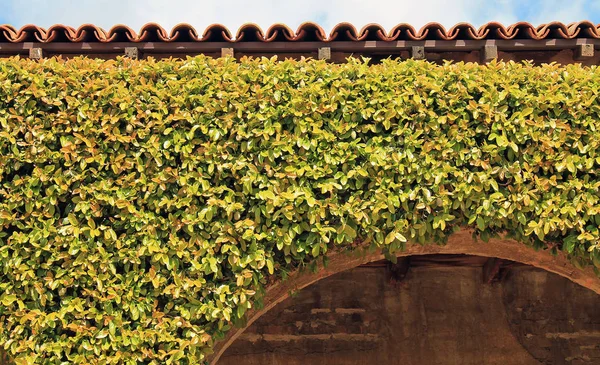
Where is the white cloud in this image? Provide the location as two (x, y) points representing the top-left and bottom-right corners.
(528, 0), (589, 24)
(2, 0), (596, 34)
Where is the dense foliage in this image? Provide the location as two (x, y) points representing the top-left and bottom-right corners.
(1, 56), (600, 364)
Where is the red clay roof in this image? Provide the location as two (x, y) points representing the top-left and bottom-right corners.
(1, 21), (600, 43)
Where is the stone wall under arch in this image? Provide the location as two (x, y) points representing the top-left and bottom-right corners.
(208, 230), (600, 364)
(218, 255), (600, 365)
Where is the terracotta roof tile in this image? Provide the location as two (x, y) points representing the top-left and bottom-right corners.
(1, 21), (600, 43)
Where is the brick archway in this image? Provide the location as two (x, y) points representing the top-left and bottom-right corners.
(208, 229), (600, 364)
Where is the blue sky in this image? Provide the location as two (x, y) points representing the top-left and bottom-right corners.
(1, 0), (599, 32)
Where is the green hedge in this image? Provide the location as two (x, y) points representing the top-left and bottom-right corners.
(1, 56), (600, 364)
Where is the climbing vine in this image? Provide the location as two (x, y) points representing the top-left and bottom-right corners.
(1, 56), (600, 364)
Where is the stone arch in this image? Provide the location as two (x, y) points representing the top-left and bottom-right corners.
(208, 229), (600, 364)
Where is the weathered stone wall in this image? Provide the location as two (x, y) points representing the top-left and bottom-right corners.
(504, 269), (600, 364)
(219, 256), (600, 365)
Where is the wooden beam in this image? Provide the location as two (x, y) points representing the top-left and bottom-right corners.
(1, 38), (597, 57)
(387, 257), (411, 284)
(483, 258), (503, 284)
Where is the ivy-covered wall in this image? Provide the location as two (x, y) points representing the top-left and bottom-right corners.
(0, 56), (600, 364)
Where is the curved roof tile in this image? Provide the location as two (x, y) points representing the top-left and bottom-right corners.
(235, 23), (265, 42)
(169, 23), (199, 42)
(329, 22), (360, 41)
(357, 23), (389, 41)
(264, 24), (296, 42)
(200, 24), (233, 42)
(0, 21), (599, 43)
